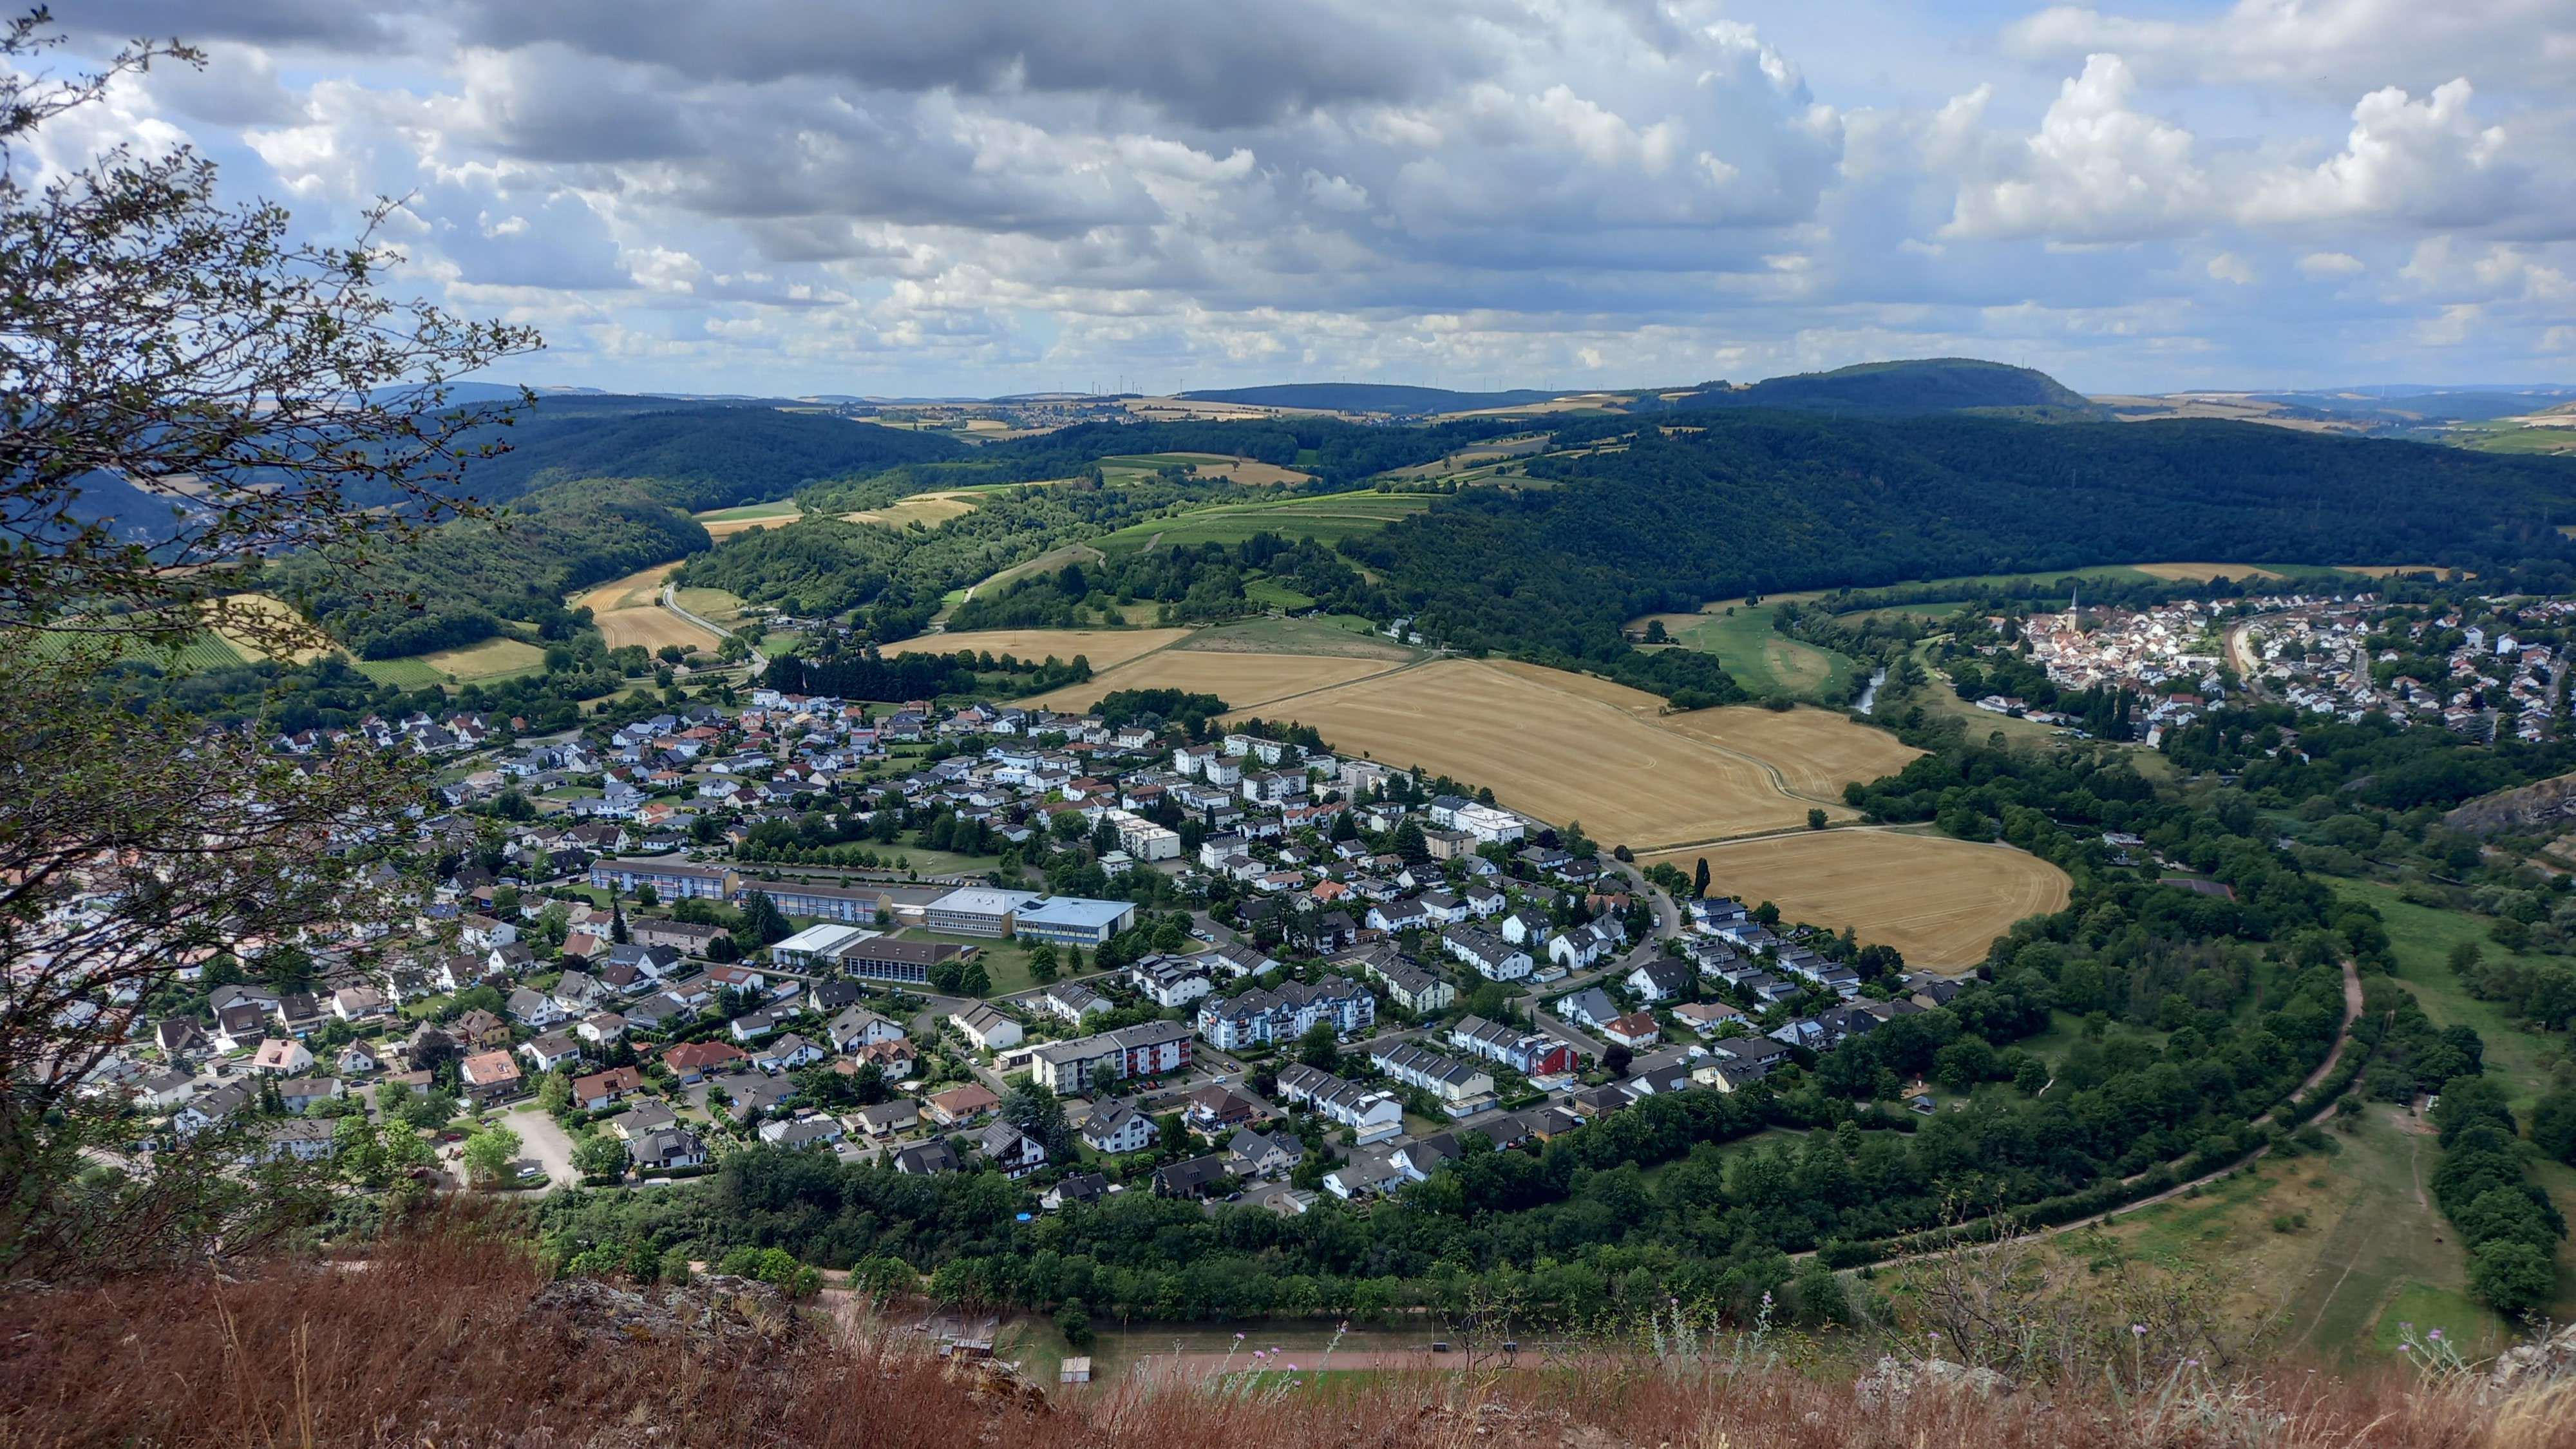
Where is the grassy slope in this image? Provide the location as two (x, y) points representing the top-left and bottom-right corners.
(1092, 493), (1432, 554)
(1669, 603), (1855, 700)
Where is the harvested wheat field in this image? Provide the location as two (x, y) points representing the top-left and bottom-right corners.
(694, 501), (801, 538)
(209, 592), (330, 663)
(2132, 561), (2287, 582)
(843, 491), (980, 528)
(1645, 829), (2070, 967)
(1024, 650), (1403, 715)
(572, 563), (723, 653)
(882, 628), (1190, 670)
(1243, 658), (1824, 847)
(1650, 704), (1922, 802)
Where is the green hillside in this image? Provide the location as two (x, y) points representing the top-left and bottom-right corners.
(1350, 410), (2576, 695)
(267, 479), (710, 657)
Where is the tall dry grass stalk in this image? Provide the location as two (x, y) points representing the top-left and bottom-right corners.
(2, 1211), (2570, 1449)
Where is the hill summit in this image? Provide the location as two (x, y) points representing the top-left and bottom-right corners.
(1662, 357), (2103, 419)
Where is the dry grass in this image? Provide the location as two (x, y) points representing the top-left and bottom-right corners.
(1640, 829), (2071, 966)
(696, 502), (802, 538)
(8, 1213), (2570, 1449)
(844, 491), (982, 528)
(883, 627), (1193, 669)
(1023, 650), (1406, 715)
(211, 592), (331, 663)
(573, 562), (724, 653)
(415, 636), (549, 683)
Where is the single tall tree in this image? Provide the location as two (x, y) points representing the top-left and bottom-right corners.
(0, 17), (536, 1278)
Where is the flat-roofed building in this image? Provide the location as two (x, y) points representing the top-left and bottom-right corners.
(828, 935), (967, 985)
(1012, 896), (1137, 947)
(587, 858), (739, 901)
(923, 887), (1041, 938)
(768, 923), (877, 969)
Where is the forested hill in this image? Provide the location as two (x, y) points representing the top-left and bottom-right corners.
(1638, 358), (2105, 419)
(432, 397), (964, 513)
(1352, 410), (2576, 674)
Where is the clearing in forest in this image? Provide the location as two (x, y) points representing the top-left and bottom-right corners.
(1640, 829), (2069, 967)
(1095, 452), (1314, 486)
(1092, 493), (1431, 554)
(842, 491), (981, 529)
(571, 562), (723, 653)
(882, 628), (1190, 670)
(693, 500), (801, 538)
(1176, 616), (1418, 661)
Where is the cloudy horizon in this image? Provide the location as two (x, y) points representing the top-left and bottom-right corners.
(35, 0), (2576, 397)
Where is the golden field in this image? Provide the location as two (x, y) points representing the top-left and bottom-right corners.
(1642, 829), (2070, 967)
(1260, 659), (1833, 847)
(2131, 561), (2288, 582)
(883, 627), (1191, 670)
(842, 491), (981, 528)
(1023, 650), (1402, 715)
(571, 563), (724, 653)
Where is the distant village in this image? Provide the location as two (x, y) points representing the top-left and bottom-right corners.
(1985, 589), (2570, 745)
(78, 685), (1965, 1210)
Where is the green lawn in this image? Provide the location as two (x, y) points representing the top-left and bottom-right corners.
(1244, 578), (1318, 611)
(354, 656), (451, 689)
(1667, 603), (1855, 701)
(693, 500), (802, 522)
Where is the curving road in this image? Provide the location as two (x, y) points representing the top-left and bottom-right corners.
(661, 582), (763, 675)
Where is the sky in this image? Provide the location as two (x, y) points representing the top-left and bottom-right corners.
(36, 0), (2576, 397)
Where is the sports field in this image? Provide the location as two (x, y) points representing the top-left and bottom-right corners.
(571, 563), (724, 653)
(1093, 493), (1430, 554)
(693, 501), (800, 538)
(1642, 829), (2070, 966)
(882, 628), (1189, 670)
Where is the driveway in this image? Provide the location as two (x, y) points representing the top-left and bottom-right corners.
(497, 1105), (581, 1189)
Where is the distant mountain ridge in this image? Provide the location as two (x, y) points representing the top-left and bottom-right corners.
(1177, 383), (1560, 414)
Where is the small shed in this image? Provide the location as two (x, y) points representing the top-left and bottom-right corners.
(1059, 1356), (1092, 1384)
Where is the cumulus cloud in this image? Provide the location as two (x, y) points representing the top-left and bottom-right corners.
(28, 0), (2573, 391)
(1943, 54), (2208, 241)
(2002, 0), (2576, 99)
(2243, 80), (2519, 229)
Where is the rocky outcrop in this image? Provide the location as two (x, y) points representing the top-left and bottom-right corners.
(2490, 1321), (2576, 1393)
(1853, 1356), (2015, 1407)
(530, 1273), (795, 1349)
(2445, 772), (2576, 837)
